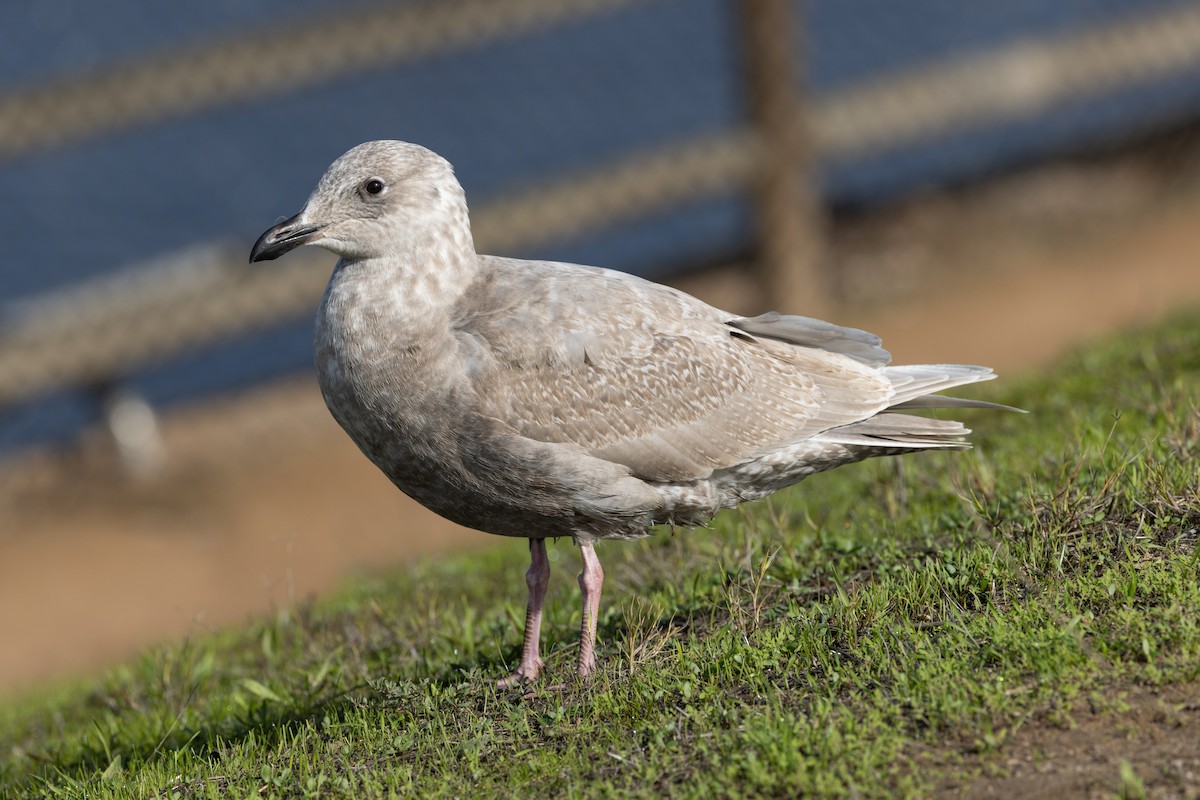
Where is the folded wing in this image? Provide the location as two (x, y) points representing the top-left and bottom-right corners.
(453, 259), (899, 482)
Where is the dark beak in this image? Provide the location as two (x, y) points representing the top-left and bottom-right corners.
(249, 213), (324, 262)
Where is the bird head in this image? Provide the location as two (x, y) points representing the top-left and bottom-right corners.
(249, 140), (465, 263)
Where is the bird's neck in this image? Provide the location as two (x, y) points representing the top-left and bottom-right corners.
(335, 200), (480, 321)
(317, 244), (471, 396)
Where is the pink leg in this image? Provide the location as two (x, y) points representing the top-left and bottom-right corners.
(498, 538), (550, 687)
(577, 540), (605, 679)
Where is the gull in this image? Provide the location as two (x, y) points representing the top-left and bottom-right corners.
(250, 141), (1010, 685)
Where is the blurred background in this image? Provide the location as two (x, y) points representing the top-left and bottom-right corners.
(3, 0), (1200, 697)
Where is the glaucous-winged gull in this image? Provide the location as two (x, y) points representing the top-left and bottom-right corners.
(250, 140), (1011, 685)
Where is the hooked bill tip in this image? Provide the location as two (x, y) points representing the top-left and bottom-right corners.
(249, 213), (322, 263)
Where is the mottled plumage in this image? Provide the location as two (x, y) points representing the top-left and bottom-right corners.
(250, 141), (1010, 684)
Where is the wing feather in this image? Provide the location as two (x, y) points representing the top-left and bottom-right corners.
(452, 257), (896, 481)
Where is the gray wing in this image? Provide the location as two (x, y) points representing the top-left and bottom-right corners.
(452, 257), (896, 482)
(728, 312), (891, 367)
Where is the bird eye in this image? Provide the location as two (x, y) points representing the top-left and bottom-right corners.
(362, 178), (385, 196)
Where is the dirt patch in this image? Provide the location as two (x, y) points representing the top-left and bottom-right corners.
(936, 681), (1200, 799)
(0, 384), (489, 696)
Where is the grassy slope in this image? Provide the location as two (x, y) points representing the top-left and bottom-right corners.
(2, 314), (1197, 799)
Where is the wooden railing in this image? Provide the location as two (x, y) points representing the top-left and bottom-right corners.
(3, 0), (1200, 468)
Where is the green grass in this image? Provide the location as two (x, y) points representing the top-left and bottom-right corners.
(2, 313), (1198, 799)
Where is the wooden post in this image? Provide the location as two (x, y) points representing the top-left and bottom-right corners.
(736, 0), (829, 315)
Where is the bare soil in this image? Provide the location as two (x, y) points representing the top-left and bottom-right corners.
(940, 680), (1200, 799)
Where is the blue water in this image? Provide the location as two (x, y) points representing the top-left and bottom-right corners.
(2, 0), (1198, 452)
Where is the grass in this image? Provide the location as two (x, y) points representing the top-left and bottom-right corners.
(2, 313), (1198, 798)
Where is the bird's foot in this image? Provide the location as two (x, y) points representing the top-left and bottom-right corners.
(576, 653), (596, 681)
(497, 659), (543, 689)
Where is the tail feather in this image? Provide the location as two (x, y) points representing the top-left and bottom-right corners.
(890, 395), (1024, 413)
(882, 364), (996, 408)
(816, 364), (1020, 451)
(818, 413), (971, 449)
